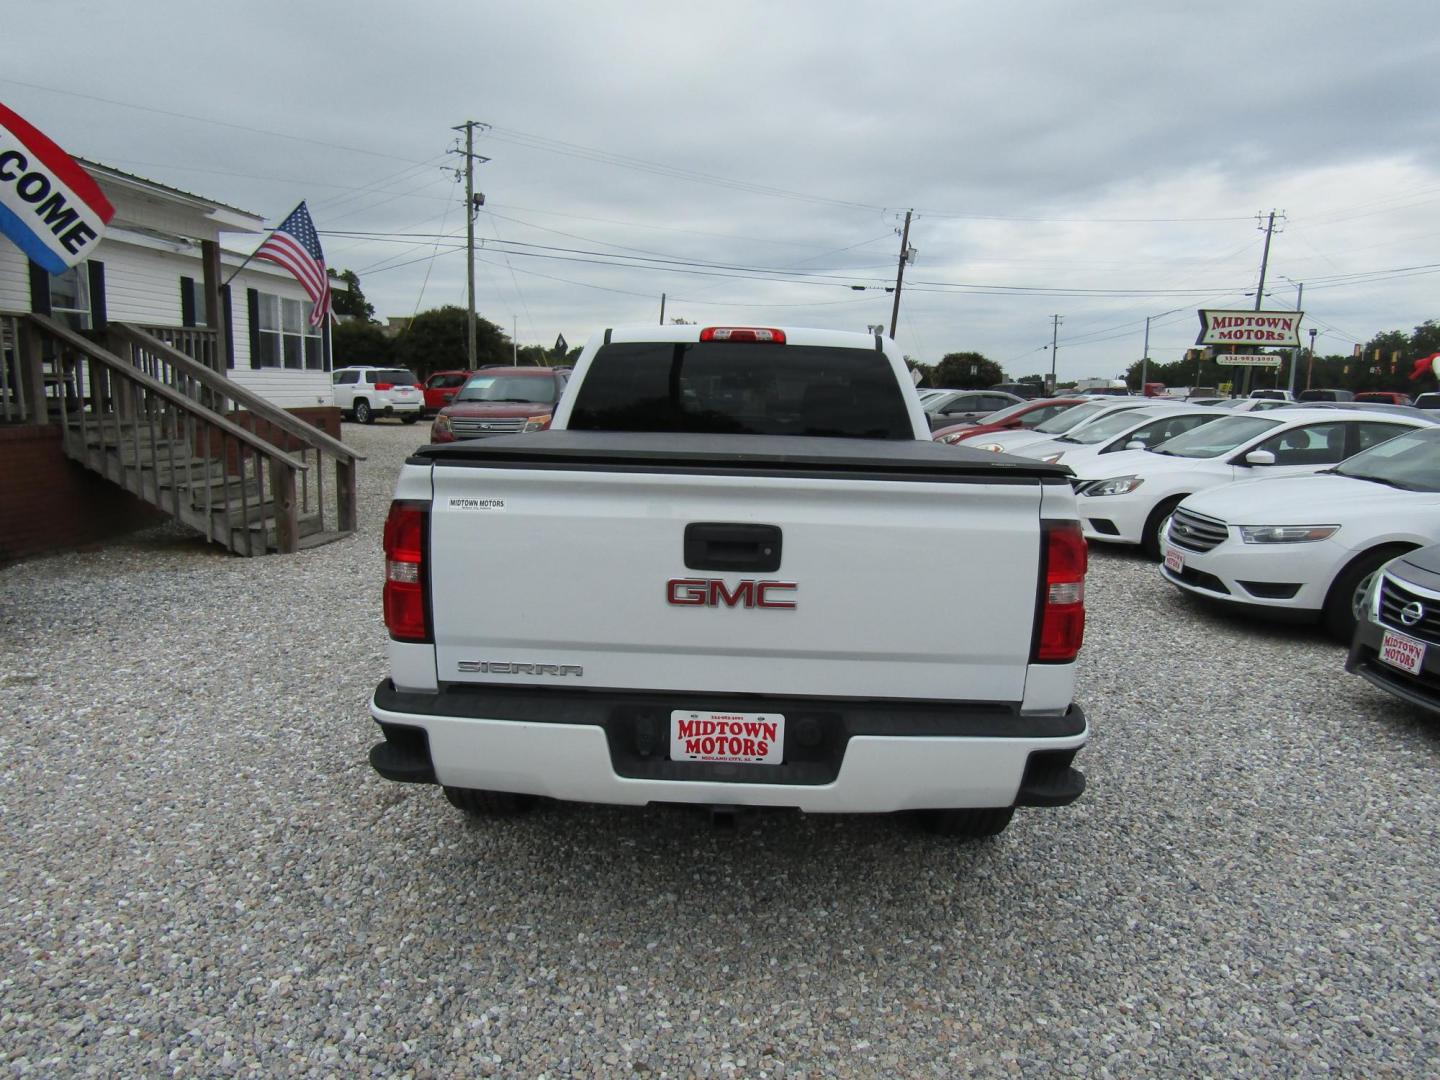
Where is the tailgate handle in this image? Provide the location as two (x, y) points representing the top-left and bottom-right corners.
(684, 523), (782, 573)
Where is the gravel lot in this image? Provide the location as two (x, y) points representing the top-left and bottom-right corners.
(3, 421), (1438, 1078)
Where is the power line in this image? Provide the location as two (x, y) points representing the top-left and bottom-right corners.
(0, 76), (432, 165)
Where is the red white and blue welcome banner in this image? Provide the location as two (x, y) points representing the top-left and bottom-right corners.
(0, 103), (114, 274)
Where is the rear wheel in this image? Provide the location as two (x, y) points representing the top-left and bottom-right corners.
(443, 785), (535, 817)
(1322, 545), (1411, 642)
(354, 399), (374, 424)
(1141, 497), (1187, 560)
(917, 806), (1014, 838)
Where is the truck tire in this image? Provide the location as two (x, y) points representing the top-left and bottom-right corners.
(1322, 544), (1411, 643)
(918, 806), (1014, 838)
(443, 785), (534, 816)
(401, 413), (420, 424)
(354, 399), (374, 424)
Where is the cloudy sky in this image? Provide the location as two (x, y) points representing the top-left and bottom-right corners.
(7, 1), (1440, 381)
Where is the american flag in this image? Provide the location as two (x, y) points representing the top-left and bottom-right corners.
(253, 201), (331, 327)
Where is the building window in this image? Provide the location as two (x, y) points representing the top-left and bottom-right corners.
(255, 291), (321, 369)
(181, 276), (209, 327)
(51, 263), (92, 330)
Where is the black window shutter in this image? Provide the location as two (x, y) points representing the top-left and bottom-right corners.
(88, 261), (107, 330)
(247, 288), (261, 369)
(28, 261), (51, 315)
(322, 315), (332, 371)
(222, 285), (235, 369)
(180, 276), (196, 327)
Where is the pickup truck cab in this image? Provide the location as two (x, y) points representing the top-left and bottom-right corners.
(369, 325), (1090, 837)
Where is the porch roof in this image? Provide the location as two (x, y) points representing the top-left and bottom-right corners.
(78, 159), (267, 240)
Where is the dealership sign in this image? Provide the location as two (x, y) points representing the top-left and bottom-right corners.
(0, 102), (114, 274)
(1197, 309), (1304, 348)
(1215, 353), (1281, 368)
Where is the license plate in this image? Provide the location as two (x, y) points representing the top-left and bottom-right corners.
(1379, 629), (1426, 675)
(670, 710), (783, 764)
(1164, 547), (1185, 573)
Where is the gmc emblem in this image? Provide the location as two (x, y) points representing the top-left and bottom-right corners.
(667, 578), (797, 609)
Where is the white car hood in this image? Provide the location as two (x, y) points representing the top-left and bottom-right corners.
(971, 429), (1055, 452)
(1179, 473), (1436, 524)
(1071, 447), (1158, 481)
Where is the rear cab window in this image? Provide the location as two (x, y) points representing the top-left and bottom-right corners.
(568, 341), (913, 438)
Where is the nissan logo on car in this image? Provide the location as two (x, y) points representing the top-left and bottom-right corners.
(1400, 601), (1425, 627)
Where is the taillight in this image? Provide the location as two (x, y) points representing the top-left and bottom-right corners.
(699, 327), (786, 344)
(1034, 521), (1086, 663)
(383, 500), (430, 642)
(375, 382), (394, 391)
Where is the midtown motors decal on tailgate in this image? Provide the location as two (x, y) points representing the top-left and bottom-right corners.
(671, 711), (784, 764)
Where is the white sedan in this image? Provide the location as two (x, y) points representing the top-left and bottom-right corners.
(1013, 405), (1225, 467)
(969, 398), (1160, 455)
(1159, 425), (1440, 639)
(1070, 408), (1430, 557)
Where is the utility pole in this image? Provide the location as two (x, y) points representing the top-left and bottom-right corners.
(1307, 327), (1318, 391)
(1244, 209), (1283, 395)
(512, 314), (518, 365)
(1287, 281), (1303, 396)
(1048, 314), (1063, 393)
(889, 209), (914, 340)
(1140, 315), (1152, 393)
(659, 293), (666, 325)
(450, 121), (490, 370)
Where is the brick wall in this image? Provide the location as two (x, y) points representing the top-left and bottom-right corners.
(0, 406), (346, 565)
(0, 425), (165, 564)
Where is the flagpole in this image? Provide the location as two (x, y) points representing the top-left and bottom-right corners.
(221, 234), (271, 289)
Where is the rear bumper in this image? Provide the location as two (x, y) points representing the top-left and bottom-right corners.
(368, 681), (1088, 813)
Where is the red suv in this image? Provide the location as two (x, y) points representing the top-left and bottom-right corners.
(421, 370), (477, 415)
(430, 367), (570, 442)
(1354, 391), (1413, 406)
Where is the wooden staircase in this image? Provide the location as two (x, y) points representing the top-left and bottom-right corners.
(20, 314), (362, 556)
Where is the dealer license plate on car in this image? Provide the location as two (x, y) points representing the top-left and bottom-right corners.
(1164, 547), (1185, 573)
(670, 710), (783, 765)
(1379, 629), (1426, 676)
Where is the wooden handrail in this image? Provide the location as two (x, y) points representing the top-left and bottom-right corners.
(26, 314), (309, 470)
(110, 322), (364, 463)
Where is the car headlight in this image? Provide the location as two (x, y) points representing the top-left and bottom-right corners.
(523, 413), (553, 432)
(1041, 452), (1064, 464)
(1081, 475), (1143, 497)
(975, 442), (1006, 453)
(1237, 524), (1340, 544)
(431, 414), (453, 441)
(936, 431), (968, 444)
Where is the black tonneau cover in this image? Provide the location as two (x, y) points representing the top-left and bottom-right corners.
(413, 430), (1072, 482)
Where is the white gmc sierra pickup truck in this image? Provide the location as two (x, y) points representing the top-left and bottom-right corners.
(369, 325), (1089, 837)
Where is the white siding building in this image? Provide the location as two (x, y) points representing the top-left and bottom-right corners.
(0, 159), (335, 410)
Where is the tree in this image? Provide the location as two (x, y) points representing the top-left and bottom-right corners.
(329, 268), (375, 321)
(907, 359), (937, 387)
(933, 352), (1003, 388)
(515, 344), (553, 367)
(332, 319), (393, 367)
(393, 306), (510, 377)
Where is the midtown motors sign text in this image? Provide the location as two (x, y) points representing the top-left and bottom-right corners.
(1197, 309), (1304, 348)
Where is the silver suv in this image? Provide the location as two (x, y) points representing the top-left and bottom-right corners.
(332, 366), (424, 424)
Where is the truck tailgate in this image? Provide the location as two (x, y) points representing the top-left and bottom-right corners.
(427, 440), (1049, 703)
